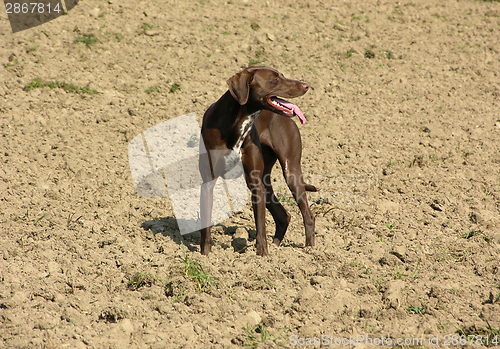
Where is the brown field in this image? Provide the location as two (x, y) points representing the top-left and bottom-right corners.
(1, 0), (499, 348)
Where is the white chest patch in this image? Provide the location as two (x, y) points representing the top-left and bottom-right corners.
(224, 110), (261, 173)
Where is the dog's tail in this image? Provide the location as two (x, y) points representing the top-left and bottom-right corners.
(305, 184), (318, 192)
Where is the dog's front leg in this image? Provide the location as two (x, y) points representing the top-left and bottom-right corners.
(247, 169), (268, 257)
(200, 180), (216, 255)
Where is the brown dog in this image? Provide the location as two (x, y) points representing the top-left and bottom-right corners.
(199, 67), (316, 256)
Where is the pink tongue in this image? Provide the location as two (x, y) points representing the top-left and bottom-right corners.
(275, 98), (307, 124)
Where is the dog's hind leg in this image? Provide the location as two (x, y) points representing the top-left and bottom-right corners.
(279, 156), (315, 248)
(261, 146), (291, 246)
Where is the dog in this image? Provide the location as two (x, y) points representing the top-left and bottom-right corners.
(199, 66), (316, 256)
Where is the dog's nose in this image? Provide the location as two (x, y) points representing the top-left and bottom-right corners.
(301, 83), (309, 91)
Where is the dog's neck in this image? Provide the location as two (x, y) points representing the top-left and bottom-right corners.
(208, 91), (263, 149)
(233, 110), (261, 152)
(202, 91), (263, 172)
(204, 90), (265, 147)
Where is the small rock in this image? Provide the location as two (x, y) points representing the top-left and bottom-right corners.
(99, 306), (127, 323)
(231, 237), (247, 253)
(379, 200), (400, 213)
(383, 280), (405, 309)
(89, 7), (100, 18)
(234, 227), (247, 239)
(266, 33), (275, 41)
(310, 276), (323, 285)
(144, 29), (160, 36)
(239, 310), (261, 328)
(295, 285), (319, 307)
(482, 303), (500, 325)
(121, 319), (134, 335)
(47, 261), (61, 274)
(379, 252), (403, 267)
(334, 23), (348, 31)
(177, 322), (195, 340)
(430, 200), (442, 211)
(470, 209), (496, 226)
(34, 314), (58, 330)
(212, 225), (224, 234)
(329, 289), (355, 313)
(390, 247), (406, 263)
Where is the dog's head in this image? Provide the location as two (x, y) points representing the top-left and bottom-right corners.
(226, 66), (309, 124)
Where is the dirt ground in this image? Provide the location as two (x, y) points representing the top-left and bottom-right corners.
(1, 0), (500, 348)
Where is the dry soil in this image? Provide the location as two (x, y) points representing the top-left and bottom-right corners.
(1, 0), (500, 348)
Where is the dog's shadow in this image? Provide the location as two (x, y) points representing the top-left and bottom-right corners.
(141, 217), (256, 253)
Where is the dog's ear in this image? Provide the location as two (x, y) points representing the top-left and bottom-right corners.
(226, 69), (253, 105)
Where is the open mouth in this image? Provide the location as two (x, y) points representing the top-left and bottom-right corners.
(268, 96), (307, 124)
